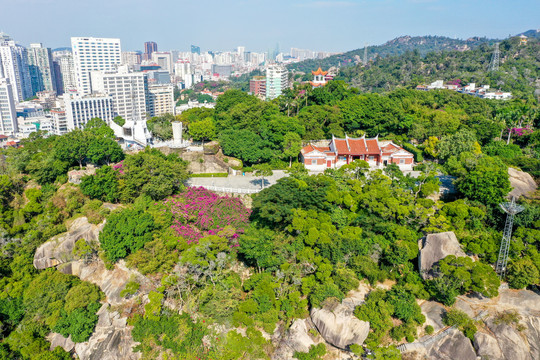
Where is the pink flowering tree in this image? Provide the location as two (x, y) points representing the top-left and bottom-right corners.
(162, 187), (251, 247)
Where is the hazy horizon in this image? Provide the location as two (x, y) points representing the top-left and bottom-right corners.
(1, 0), (538, 53)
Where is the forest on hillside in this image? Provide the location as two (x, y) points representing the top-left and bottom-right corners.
(338, 36), (540, 101)
(0, 80), (539, 358)
(286, 35), (494, 74)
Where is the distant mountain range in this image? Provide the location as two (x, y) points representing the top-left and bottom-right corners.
(336, 32), (539, 100)
(287, 35), (496, 73)
(287, 30), (540, 74)
(517, 29), (540, 39)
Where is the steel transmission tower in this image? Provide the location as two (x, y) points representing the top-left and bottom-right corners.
(489, 43), (500, 72)
(363, 43), (368, 65)
(495, 197), (524, 279)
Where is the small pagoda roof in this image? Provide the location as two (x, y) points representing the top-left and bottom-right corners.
(311, 67), (328, 76)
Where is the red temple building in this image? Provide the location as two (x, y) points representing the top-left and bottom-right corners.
(300, 135), (414, 171)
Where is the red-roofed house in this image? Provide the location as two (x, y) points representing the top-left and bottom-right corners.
(300, 135), (414, 171)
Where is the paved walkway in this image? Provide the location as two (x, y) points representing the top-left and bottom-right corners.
(187, 168), (437, 192)
(187, 170), (289, 191)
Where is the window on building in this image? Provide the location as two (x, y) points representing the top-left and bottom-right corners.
(369, 156), (375, 161)
(399, 159), (405, 164)
(311, 159), (317, 165)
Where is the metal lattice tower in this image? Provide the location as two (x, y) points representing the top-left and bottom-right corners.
(489, 42), (500, 72)
(495, 197), (524, 279)
(363, 43), (368, 65)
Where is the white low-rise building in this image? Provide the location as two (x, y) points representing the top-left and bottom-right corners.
(63, 93), (115, 130)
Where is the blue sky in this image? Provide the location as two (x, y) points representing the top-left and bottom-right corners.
(0, 0), (538, 53)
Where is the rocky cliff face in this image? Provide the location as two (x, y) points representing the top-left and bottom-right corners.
(508, 167), (537, 199)
(33, 216), (146, 360)
(34, 217), (103, 269)
(310, 304), (369, 350)
(411, 289), (540, 360)
(272, 283), (371, 359)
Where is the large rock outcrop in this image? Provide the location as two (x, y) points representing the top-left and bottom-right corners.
(425, 327), (477, 360)
(33, 215), (149, 360)
(310, 303), (369, 350)
(273, 282), (370, 359)
(471, 289), (540, 360)
(418, 231), (466, 279)
(508, 167), (537, 199)
(34, 217), (103, 269)
(421, 301), (446, 333)
(474, 315), (540, 360)
(47, 333), (75, 353)
(47, 305), (140, 360)
(59, 259), (150, 306)
(405, 290), (540, 360)
(74, 304), (140, 360)
(272, 318), (317, 359)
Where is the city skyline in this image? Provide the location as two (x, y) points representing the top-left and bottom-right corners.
(0, 0), (538, 53)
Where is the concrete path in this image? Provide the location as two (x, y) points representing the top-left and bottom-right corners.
(187, 170), (289, 191)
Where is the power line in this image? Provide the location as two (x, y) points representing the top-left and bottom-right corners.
(363, 43), (368, 65)
(489, 42), (500, 72)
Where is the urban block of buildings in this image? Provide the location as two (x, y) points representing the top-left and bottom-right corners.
(416, 80), (512, 100)
(0, 32), (335, 146)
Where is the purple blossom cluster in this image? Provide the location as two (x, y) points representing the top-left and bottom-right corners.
(510, 126), (533, 137)
(112, 161), (124, 174)
(163, 187), (251, 245)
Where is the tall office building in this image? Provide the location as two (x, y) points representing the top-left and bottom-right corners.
(0, 78), (18, 134)
(64, 93), (114, 130)
(90, 66), (148, 121)
(144, 41), (157, 61)
(0, 37), (32, 102)
(27, 43), (57, 94)
(147, 85), (174, 117)
(52, 61), (64, 94)
(266, 65), (288, 100)
(54, 52), (76, 92)
(71, 37), (121, 95)
(151, 52), (173, 74)
(191, 45), (201, 55)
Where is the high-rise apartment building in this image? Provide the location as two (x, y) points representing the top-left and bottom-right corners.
(0, 78), (18, 134)
(52, 61), (64, 94)
(0, 37), (32, 102)
(191, 45), (201, 55)
(174, 61), (191, 80)
(147, 85), (174, 117)
(53, 52), (76, 92)
(27, 43), (57, 94)
(64, 93), (115, 130)
(50, 109), (68, 135)
(144, 41), (157, 61)
(122, 51), (142, 66)
(71, 37), (121, 95)
(250, 76), (266, 98)
(266, 65), (288, 100)
(90, 67), (148, 121)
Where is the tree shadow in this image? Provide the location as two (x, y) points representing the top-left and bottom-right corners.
(249, 178), (270, 188)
